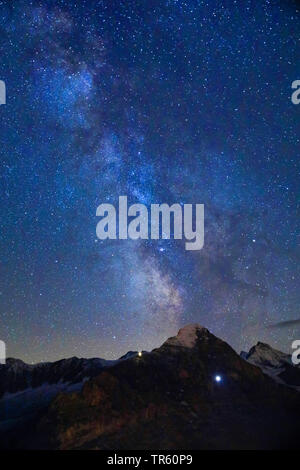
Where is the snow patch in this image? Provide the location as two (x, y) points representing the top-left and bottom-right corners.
(165, 324), (207, 348)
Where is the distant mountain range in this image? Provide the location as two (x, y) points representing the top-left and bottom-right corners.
(1, 324), (299, 449)
(0, 352), (144, 398)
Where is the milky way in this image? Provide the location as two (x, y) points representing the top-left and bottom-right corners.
(0, 0), (299, 362)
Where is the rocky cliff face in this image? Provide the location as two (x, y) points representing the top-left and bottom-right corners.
(241, 342), (300, 389)
(6, 324), (298, 450)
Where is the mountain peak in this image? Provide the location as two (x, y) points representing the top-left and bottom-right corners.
(256, 342), (273, 349)
(248, 341), (290, 364)
(163, 323), (209, 349)
(240, 340), (300, 388)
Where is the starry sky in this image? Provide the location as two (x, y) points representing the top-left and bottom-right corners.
(0, 0), (299, 363)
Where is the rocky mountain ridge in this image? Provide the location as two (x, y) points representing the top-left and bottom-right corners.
(1, 324), (298, 449)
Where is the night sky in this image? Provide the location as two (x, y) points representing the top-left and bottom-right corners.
(0, 0), (299, 363)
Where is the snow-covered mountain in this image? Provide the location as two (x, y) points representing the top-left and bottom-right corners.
(0, 350), (148, 400)
(0, 356), (115, 399)
(240, 342), (300, 389)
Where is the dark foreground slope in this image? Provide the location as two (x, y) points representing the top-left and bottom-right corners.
(8, 324), (300, 450)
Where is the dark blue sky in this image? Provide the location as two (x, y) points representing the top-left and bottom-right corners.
(0, 0), (299, 362)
